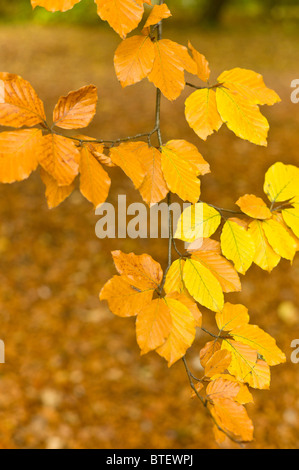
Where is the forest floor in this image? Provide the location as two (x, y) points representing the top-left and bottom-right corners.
(0, 21), (298, 449)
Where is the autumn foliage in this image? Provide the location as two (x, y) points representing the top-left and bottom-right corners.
(1, 0), (299, 446)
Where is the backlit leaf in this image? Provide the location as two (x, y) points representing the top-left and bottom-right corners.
(187, 42), (210, 82)
(236, 194), (271, 220)
(143, 3), (171, 29)
(216, 303), (249, 332)
(220, 219), (255, 274)
(174, 203), (221, 242)
(79, 144), (111, 207)
(40, 168), (74, 209)
(100, 274), (153, 317)
(114, 35), (155, 87)
(53, 85), (98, 130)
(136, 298), (172, 354)
(0, 73), (46, 128)
(161, 140), (209, 203)
(262, 218), (297, 261)
(185, 89), (223, 141)
(156, 296), (196, 366)
(95, 0), (146, 39)
(0, 129), (41, 183)
(216, 84), (269, 146)
(217, 68), (281, 106)
(263, 162), (299, 203)
(183, 258), (224, 312)
(31, 0), (80, 11)
(109, 142), (146, 189)
(38, 134), (80, 186)
(136, 143), (168, 205)
(248, 219), (281, 272)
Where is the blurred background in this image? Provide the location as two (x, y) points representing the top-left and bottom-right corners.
(0, 0), (298, 449)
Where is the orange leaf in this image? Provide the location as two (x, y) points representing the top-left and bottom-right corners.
(185, 89), (223, 141)
(143, 3), (172, 29)
(205, 350), (232, 378)
(216, 303), (249, 332)
(111, 250), (163, 291)
(100, 275), (154, 317)
(0, 129), (42, 183)
(208, 397), (254, 442)
(188, 42), (210, 82)
(136, 144), (168, 205)
(95, 0), (146, 39)
(206, 377), (241, 401)
(109, 142), (146, 189)
(0, 73), (46, 128)
(166, 291), (202, 327)
(38, 134), (80, 186)
(40, 168), (74, 209)
(148, 39), (195, 101)
(191, 251), (241, 293)
(156, 295), (196, 366)
(236, 194), (272, 220)
(200, 341), (220, 368)
(161, 139), (209, 203)
(79, 144), (111, 207)
(53, 85), (98, 129)
(136, 298), (172, 354)
(114, 35), (155, 87)
(31, 0), (80, 11)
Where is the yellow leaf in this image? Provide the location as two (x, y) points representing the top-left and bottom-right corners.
(114, 35), (155, 87)
(109, 142), (146, 189)
(53, 85), (98, 129)
(220, 219), (255, 274)
(38, 134), (80, 186)
(216, 303), (249, 332)
(216, 84), (269, 146)
(136, 298), (172, 354)
(185, 89), (223, 141)
(230, 324), (286, 366)
(262, 218), (297, 260)
(248, 219), (281, 272)
(0, 129), (41, 183)
(0, 73), (46, 128)
(190, 250), (241, 293)
(143, 3), (171, 29)
(161, 140), (209, 203)
(148, 39), (195, 100)
(167, 291), (202, 327)
(31, 0), (80, 11)
(156, 296), (196, 366)
(40, 168), (74, 209)
(222, 340), (270, 389)
(188, 42), (210, 82)
(175, 203), (221, 242)
(100, 274), (153, 317)
(136, 144), (168, 205)
(164, 259), (185, 295)
(263, 162), (299, 203)
(282, 199), (299, 238)
(183, 258), (224, 312)
(79, 144), (111, 207)
(217, 68), (281, 106)
(95, 0), (146, 39)
(111, 250), (163, 291)
(205, 350), (232, 378)
(236, 194), (272, 220)
(208, 397), (254, 442)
